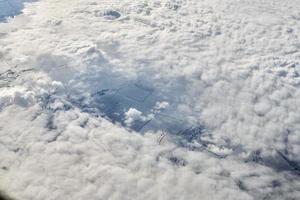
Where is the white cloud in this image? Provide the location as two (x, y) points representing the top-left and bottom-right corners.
(124, 108), (150, 127)
(0, 0), (299, 199)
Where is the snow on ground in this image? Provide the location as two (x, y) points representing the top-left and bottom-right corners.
(0, 0), (300, 199)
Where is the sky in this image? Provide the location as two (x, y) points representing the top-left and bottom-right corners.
(0, 0), (300, 199)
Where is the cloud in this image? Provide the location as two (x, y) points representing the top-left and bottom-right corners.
(0, 0), (299, 200)
(124, 108), (151, 127)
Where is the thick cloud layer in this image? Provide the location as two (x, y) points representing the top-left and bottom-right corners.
(0, 0), (300, 199)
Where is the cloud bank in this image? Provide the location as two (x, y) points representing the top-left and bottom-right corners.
(0, 0), (299, 199)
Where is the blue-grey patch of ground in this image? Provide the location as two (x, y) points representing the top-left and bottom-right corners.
(0, 0), (24, 22)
